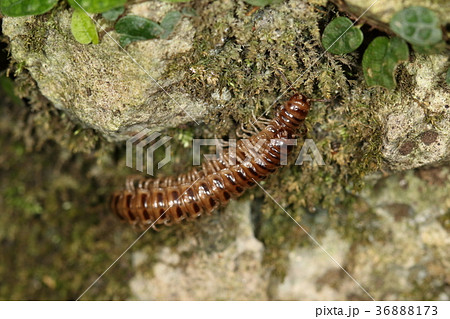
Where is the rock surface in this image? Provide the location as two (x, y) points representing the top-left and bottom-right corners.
(3, 0), (449, 164)
(3, 1), (205, 141)
(128, 168), (449, 300)
(1, 0), (449, 301)
(349, 169), (450, 300)
(274, 229), (357, 300)
(129, 201), (269, 300)
(380, 54), (450, 170)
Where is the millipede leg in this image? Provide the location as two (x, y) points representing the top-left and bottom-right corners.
(125, 175), (146, 191)
(238, 122), (257, 138)
(111, 93), (311, 230)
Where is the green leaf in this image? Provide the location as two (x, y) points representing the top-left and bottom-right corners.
(322, 17), (363, 55)
(0, 0), (58, 16)
(446, 69), (450, 85)
(71, 10), (99, 45)
(160, 11), (182, 39)
(362, 37), (409, 90)
(116, 16), (164, 37)
(243, 0), (284, 6)
(68, 0), (126, 14)
(116, 15), (164, 46)
(390, 6), (442, 46)
(102, 6), (124, 21)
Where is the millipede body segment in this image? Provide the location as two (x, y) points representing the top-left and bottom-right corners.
(111, 94), (310, 229)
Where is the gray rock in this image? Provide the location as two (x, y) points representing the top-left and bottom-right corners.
(129, 200), (269, 300)
(127, 169), (449, 300)
(2, 0), (340, 142)
(380, 54), (450, 170)
(272, 169), (449, 300)
(349, 170), (450, 300)
(2, 1), (205, 141)
(273, 229), (357, 300)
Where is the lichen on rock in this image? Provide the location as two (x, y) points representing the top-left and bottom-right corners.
(380, 54), (450, 170)
(1, 0), (449, 301)
(3, 1), (205, 141)
(128, 200), (269, 300)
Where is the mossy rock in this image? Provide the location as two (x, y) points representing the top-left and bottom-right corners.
(1, 0), (449, 301)
(3, 1), (203, 141)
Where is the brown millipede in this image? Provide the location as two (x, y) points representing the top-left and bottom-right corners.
(111, 94), (311, 230)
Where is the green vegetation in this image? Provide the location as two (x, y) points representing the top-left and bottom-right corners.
(362, 37), (409, 90)
(322, 6), (447, 89)
(0, 75), (22, 105)
(102, 6), (125, 21)
(161, 0), (191, 3)
(71, 10), (99, 44)
(0, 0), (186, 45)
(115, 15), (165, 46)
(67, 0), (126, 14)
(115, 11), (183, 46)
(0, 0), (59, 16)
(1, 0), (448, 299)
(321, 16), (363, 54)
(390, 6), (442, 47)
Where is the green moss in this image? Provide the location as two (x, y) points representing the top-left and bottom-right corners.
(149, 0), (389, 279)
(21, 18), (48, 54)
(6, 0), (444, 298)
(0, 89), (230, 299)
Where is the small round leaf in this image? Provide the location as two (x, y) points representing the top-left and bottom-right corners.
(362, 37), (409, 90)
(0, 0), (58, 17)
(116, 16), (164, 38)
(390, 6), (442, 46)
(322, 17), (363, 55)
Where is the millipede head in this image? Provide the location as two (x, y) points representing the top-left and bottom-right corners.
(285, 94), (310, 119)
(276, 94), (311, 132)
